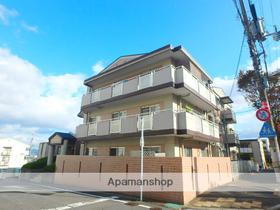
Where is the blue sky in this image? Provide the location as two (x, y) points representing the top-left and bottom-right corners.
(0, 0), (280, 144)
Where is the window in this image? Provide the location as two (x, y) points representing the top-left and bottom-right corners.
(88, 115), (100, 123)
(184, 147), (192, 157)
(140, 104), (160, 116)
(112, 111), (126, 120)
(2, 147), (12, 156)
(143, 146), (160, 156)
(88, 148), (97, 156)
(138, 105), (159, 130)
(110, 147), (125, 156)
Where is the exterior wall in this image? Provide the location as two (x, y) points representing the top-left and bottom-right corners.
(38, 142), (49, 158)
(85, 136), (177, 157)
(85, 94), (173, 121)
(83, 137), (222, 158)
(55, 155), (232, 205)
(0, 138), (29, 169)
(49, 135), (62, 144)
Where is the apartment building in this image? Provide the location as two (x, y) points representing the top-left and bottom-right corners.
(239, 138), (271, 169)
(75, 45), (236, 158)
(0, 138), (30, 170)
(213, 87), (238, 160)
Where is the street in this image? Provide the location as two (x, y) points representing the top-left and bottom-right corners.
(0, 178), (170, 210)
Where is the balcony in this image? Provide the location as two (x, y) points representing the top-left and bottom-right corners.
(222, 130), (239, 144)
(81, 65), (217, 109)
(221, 109), (236, 123)
(76, 110), (220, 140)
(177, 112), (220, 139)
(240, 147), (253, 153)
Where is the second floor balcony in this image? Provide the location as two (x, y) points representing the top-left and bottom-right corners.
(76, 110), (220, 141)
(81, 65), (217, 111)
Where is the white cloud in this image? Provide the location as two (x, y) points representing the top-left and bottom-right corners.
(0, 4), (18, 25)
(92, 61), (104, 74)
(271, 45), (280, 51)
(268, 57), (280, 72)
(21, 21), (38, 33)
(0, 48), (85, 144)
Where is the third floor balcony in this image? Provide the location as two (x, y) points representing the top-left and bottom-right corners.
(81, 65), (218, 111)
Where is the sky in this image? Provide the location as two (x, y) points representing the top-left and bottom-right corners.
(0, 0), (280, 146)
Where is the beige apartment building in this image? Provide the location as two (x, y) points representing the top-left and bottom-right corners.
(75, 45), (236, 158)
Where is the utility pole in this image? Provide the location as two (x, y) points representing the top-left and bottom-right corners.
(234, 0), (280, 167)
(140, 116), (144, 201)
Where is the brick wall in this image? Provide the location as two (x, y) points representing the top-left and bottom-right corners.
(55, 156), (232, 205)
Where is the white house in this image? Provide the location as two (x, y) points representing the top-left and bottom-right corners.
(0, 138), (30, 170)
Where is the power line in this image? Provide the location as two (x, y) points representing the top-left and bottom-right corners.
(230, 32), (245, 97)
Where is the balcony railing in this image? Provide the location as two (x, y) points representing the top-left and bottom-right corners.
(221, 109), (237, 124)
(76, 110), (220, 139)
(81, 65), (217, 107)
(177, 112), (220, 139)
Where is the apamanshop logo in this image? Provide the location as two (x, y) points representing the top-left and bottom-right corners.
(108, 177), (174, 187)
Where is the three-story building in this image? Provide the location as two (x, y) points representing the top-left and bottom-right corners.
(76, 45), (231, 158)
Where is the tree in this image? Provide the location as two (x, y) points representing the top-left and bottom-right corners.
(237, 69), (280, 136)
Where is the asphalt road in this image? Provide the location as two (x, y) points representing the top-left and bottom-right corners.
(0, 178), (169, 210)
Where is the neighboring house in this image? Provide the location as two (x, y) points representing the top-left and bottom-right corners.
(213, 87), (238, 160)
(38, 142), (49, 159)
(0, 138), (30, 170)
(75, 44), (234, 158)
(239, 138), (270, 169)
(47, 132), (77, 165)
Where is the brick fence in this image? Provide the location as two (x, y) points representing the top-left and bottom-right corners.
(55, 156), (232, 204)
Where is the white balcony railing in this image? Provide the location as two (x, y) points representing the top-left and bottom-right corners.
(88, 123), (97, 136)
(138, 72), (153, 90)
(110, 119), (121, 133)
(137, 114), (153, 130)
(76, 110), (220, 139)
(81, 65), (217, 107)
(178, 111), (220, 139)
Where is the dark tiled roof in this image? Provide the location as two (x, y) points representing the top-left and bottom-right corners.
(48, 132), (76, 142)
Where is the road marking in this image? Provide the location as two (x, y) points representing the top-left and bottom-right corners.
(30, 182), (153, 209)
(138, 204), (151, 208)
(41, 198), (109, 210)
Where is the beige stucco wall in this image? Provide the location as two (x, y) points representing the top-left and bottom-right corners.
(50, 135), (62, 145)
(86, 94), (174, 121)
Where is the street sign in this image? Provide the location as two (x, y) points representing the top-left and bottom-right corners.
(259, 122), (276, 138)
(256, 108), (271, 121)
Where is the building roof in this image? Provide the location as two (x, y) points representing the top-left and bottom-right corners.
(100, 54), (144, 73)
(84, 44), (213, 86)
(48, 132), (76, 142)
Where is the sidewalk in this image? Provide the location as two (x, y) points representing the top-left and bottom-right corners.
(187, 191), (280, 209)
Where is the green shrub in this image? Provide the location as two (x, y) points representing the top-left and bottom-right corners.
(43, 164), (56, 172)
(22, 157), (47, 170)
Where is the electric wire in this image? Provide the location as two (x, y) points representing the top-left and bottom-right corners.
(230, 32), (245, 97)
